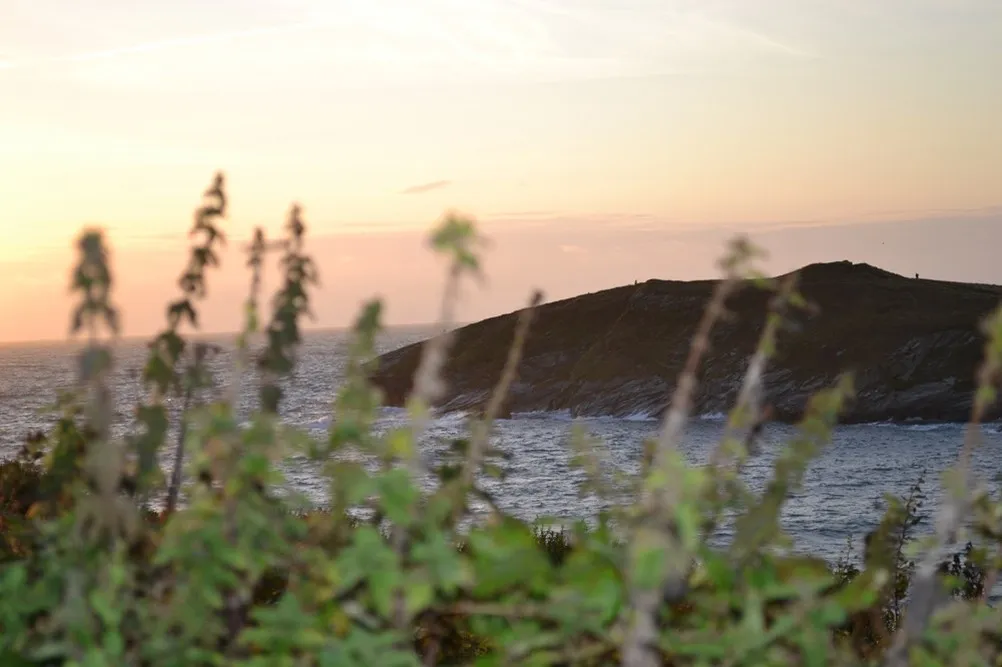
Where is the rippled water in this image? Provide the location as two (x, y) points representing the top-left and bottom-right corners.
(2, 329), (1000, 568)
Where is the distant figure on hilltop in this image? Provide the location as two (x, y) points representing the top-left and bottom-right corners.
(915, 273), (919, 279)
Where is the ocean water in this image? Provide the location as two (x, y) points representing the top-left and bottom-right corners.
(2, 328), (1001, 569)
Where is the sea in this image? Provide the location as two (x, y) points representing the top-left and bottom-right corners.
(3, 328), (1001, 576)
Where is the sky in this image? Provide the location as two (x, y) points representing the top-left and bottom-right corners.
(1, 0), (1000, 343)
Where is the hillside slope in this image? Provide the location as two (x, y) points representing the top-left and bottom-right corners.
(369, 261), (1002, 424)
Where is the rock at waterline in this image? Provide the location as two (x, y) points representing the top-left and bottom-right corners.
(368, 261), (1002, 425)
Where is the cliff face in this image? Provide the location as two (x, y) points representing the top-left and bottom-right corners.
(369, 262), (1002, 424)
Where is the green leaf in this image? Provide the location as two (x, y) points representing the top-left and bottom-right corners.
(335, 526), (402, 617)
(377, 468), (419, 526)
(403, 576), (434, 617)
(412, 530), (470, 595)
(328, 461), (373, 508)
(469, 518), (552, 597)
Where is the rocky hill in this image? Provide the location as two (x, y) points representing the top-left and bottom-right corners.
(368, 261), (1002, 424)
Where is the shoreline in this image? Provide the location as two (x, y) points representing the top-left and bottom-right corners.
(406, 405), (999, 428)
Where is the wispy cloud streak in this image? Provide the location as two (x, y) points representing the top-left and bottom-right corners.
(401, 180), (452, 195)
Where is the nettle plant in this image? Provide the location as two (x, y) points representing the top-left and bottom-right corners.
(1, 172), (1002, 666)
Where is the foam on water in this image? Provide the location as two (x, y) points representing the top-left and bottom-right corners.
(620, 411), (658, 423)
(512, 409), (574, 421)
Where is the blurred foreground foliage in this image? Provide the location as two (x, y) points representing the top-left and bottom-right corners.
(1, 173), (1002, 666)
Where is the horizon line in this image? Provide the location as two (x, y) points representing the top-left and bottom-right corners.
(3, 259), (1000, 347)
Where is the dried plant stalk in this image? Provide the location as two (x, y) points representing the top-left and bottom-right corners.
(463, 290), (543, 486)
(701, 274), (801, 538)
(622, 239), (756, 667)
(886, 307), (1002, 666)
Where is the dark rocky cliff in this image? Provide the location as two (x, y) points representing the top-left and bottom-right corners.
(369, 262), (1002, 424)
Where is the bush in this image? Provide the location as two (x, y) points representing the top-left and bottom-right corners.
(1, 172), (1001, 665)
(0, 458), (43, 561)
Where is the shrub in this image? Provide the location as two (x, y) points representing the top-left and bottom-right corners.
(0, 172), (1001, 666)
(0, 458), (43, 561)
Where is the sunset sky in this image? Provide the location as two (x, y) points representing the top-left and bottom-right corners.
(1, 0), (1000, 343)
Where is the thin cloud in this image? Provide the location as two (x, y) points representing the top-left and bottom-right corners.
(401, 180), (452, 195)
(703, 19), (815, 59)
(485, 210), (559, 219)
(512, 1), (815, 61)
(738, 204), (1002, 235)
